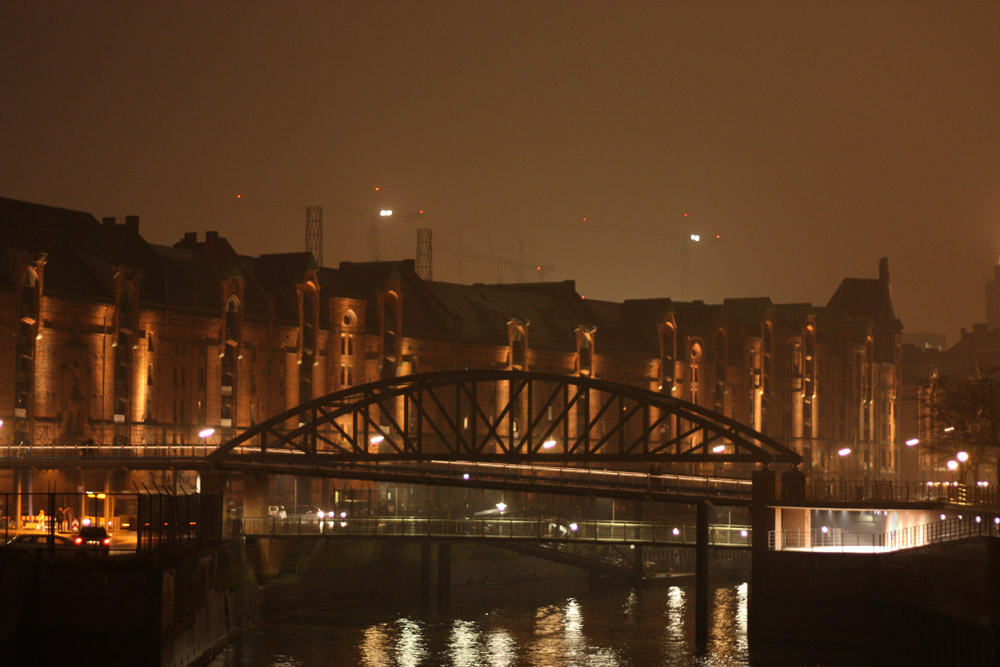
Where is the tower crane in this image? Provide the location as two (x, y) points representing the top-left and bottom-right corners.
(431, 237), (555, 283)
(578, 213), (721, 299)
(235, 189), (424, 265)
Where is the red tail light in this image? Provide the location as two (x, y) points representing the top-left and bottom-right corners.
(102, 538), (110, 545)
(74, 537), (83, 545)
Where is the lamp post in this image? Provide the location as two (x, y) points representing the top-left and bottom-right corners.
(956, 450), (970, 486)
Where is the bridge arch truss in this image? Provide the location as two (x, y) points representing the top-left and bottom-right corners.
(210, 370), (800, 466)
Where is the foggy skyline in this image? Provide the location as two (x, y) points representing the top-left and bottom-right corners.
(4, 2), (1000, 343)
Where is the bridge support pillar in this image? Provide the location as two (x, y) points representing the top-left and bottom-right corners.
(695, 499), (712, 647)
(197, 469), (227, 494)
(437, 542), (451, 610)
(243, 473), (270, 519)
(420, 541), (432, 605)
(749, 468), (776, 641)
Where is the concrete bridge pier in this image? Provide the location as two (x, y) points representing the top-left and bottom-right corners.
(420, 541), (432, 606)
(695, 499), (712, 647)
(196, 469), (227, 495)
(437, 542), (452, 611)
(243, 473), (270, 518)
(749, 468), (776, 642)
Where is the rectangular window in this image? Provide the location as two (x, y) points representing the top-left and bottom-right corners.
(348, 335), (354, 356)
(198, 367), (205, 389)
(341, 334), (347, 356)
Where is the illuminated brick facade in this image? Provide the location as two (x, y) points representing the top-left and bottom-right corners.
(0, 197), (902, 479)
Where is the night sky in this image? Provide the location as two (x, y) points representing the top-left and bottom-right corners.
(4, 2), (1000, 343)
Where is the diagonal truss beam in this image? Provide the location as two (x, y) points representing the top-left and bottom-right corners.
(210, 370), (801, 466)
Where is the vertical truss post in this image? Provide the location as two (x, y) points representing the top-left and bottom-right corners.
(454, 380), (463, 452)
(618, 393), (625, 455)
(562, 384), (569, 450)
(525, 377), (533, 453)
(470, 380), (478, 453)
(416, 389), (423, 454)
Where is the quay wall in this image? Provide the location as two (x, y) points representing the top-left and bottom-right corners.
(0, 537), (587, 667)
(752, 538), (1000, 664)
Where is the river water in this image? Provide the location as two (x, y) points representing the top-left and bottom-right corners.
(207, 579), (880, 667)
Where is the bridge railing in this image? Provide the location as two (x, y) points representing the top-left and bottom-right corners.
(333, 460), (753, 500)
(239, 515), (752, 547)
(0, 444), (226, 460)
(770, 514), (1000, 553)
(804, 480), (999, 506)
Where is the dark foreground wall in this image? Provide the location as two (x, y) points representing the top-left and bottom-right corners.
(752, 538), (1000, 664)
(0, 538), (587, 667)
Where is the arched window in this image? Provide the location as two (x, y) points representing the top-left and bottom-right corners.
(225, 295), (241, 344)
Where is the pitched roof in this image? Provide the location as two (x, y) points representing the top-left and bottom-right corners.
(0, 197), (137, 300)
(827, 277), (898, 331)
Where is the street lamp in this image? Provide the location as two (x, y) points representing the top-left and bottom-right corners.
(905, 438), (919, 447)
(956, 451), (969, 485)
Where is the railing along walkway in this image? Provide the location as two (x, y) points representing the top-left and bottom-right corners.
(803, 480), (1000, 506)
(239, 515), (752, 548)
(770, 514), (1000, 553)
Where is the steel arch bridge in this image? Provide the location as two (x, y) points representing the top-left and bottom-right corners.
(210, 370), (800, 467)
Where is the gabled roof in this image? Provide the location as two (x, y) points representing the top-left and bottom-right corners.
(0, 197), (137, 300)
(827, 277), (897, 331)
(773, 303), (815, 334)
(673, 301), (725, 340)
(618, 298), (676, 356)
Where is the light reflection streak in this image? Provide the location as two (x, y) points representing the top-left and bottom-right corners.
(484, 629), (517, 667)
(449, 619), (482, 667)
(624, 589), (638, 624)
(360, 622), (392, 667)
(394, 618), (426, 667)
(665, 585), (686, 642)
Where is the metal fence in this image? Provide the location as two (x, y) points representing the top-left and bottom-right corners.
(239, 515), (752, 548)
(769, 514), (1000, 553)
(803, 480), (999, 505)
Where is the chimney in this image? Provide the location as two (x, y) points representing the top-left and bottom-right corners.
(206, 231), (219, 243)
(101, 216), (116, 228)
(183, 232), (197, 243)
(124, 215), (139, 232)
(879, 257), (891, 295)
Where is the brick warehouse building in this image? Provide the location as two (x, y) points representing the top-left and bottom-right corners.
(0, 196), (902, 499)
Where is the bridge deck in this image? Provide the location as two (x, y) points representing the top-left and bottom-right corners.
(239, 516), (753, 549)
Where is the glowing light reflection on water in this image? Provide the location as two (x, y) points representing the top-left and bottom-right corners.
(207, 582), (752, 667)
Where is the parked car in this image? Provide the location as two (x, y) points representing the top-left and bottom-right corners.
(74, 526), (111, 554)
(267, 505), (287, 520)
(5, 534), (88, 558)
